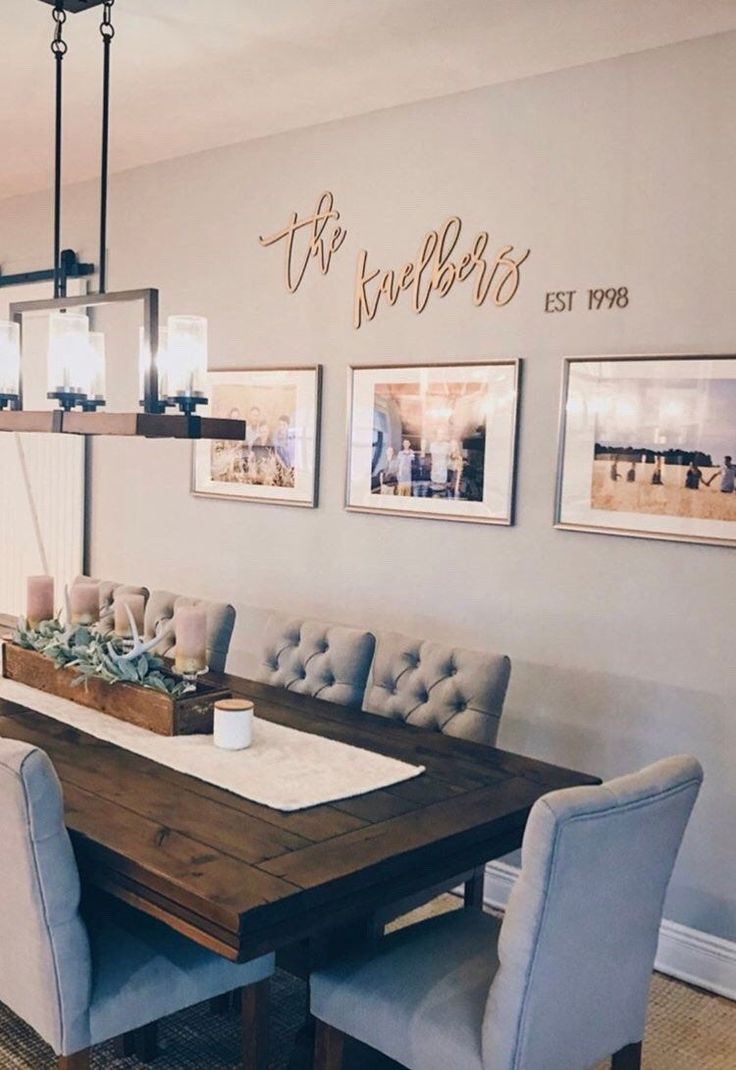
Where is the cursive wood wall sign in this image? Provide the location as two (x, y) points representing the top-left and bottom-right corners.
(258, 193), (530, 329)
(354, 217), (530, 329)
(258, 191), (347, 294)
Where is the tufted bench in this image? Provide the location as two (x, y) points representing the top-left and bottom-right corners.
(255, 616), (376, 708)
(362, 631), (510, 746)
(72, 577), (236, 674)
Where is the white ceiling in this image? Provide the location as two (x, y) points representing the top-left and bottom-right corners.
(3, 0), (736, 200)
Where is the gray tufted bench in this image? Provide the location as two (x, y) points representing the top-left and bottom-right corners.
(363, 629), (511, 927)
(255, 615), (376, 707)
(72, 577), (236, 674)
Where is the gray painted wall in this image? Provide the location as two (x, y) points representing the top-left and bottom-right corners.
(1, 32), (734, 942)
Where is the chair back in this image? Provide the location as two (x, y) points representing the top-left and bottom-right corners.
(144, 590), (236, 673)
(483, 755), (703, 1070)
(256, 615), (376, 707)
(0, 739), (91, 1055)
(363, 630), (510, 744)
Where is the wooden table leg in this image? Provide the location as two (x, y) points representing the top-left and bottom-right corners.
(463, 866), (486, 909)
(612, 1041), (642, 1069)
(58, 1052), (90, 1070)
(134, 1021), (158, 1063)
(314, 1022), (345, 1070)
(242, 978), (270, 1070)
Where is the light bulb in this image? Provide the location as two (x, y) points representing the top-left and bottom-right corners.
(166, 315), (207, 398)
(0, 320), (20, 399)
(139, 325), (169, 402)
(47, 312), (90, 398)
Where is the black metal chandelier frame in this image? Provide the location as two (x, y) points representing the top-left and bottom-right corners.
(0, 0), (245, 442)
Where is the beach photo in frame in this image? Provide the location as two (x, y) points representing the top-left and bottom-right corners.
(556, 354), (736, 547)
(346, 360), (520, 524)
(192, 366), (321, 507)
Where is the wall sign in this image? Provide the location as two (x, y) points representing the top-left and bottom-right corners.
(258, 191), (530, 330)
(354, 217), (529, 330)
(258, 191), (347, 294)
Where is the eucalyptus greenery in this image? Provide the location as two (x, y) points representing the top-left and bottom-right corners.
(13, 618), (189, 698)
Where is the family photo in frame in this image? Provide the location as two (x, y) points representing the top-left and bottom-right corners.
(192, 366), (321, 508)
(556, 354), (736, 547)
(346, 361), (520, 524)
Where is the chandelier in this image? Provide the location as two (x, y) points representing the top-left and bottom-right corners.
(0, 0), (245, 442)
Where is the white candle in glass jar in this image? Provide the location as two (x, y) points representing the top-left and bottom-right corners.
(70, 581), (100, 625)
(213, 699), (254, 750)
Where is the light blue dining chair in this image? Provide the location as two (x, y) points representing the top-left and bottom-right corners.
(311, 755), (703, 1070)
(0, 738), (274, 1070)
(364, 630), (512, 921)
(256, 614), (376, 707)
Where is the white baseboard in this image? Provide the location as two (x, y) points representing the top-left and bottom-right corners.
(481, 861), (736, 1002)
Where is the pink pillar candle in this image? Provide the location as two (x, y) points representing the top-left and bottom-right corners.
(174, 606), (208, 674)
(27, 575), (55, 628)
(70, 581), (100, 625)
(113, 594), (146, 638)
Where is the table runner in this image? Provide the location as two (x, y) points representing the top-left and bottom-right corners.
(0, 675), (425, 812)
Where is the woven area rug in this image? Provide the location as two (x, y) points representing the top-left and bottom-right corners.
(0, 898), (733, 1069)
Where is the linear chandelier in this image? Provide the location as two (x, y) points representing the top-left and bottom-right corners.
(0, 0), (245, 441)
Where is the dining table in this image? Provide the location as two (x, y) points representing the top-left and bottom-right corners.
(0, 645), (599, 969)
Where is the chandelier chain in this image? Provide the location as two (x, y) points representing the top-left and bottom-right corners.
(50, 4), (67, 59)
(100, 0), (115, 41)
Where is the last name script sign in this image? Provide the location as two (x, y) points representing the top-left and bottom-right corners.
(258, 191), (530, 330)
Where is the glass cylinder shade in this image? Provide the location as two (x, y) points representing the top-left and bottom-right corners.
(138, 325), (169, 401)
(84, 331), (106, 400)
(166, 315), (208, 397)
(47, 312), (90, 395)
(0, 320), (21, 397)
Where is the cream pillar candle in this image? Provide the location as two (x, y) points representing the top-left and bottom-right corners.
(174, 606), (207, 674)
(113, 594), (146, 638)
(70, 581), (100, 625)
(213, 698), (254, 750)
(27, 575), (55, 628)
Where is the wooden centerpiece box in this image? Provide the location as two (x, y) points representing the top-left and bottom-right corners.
(1, 642), (231, 736)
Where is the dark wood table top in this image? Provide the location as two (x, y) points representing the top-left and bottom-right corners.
(0, 669), (598, 962)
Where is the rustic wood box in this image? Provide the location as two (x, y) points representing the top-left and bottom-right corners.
(1, 642), (231, 736)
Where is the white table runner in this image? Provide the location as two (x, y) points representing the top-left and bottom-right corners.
(0, 675), (425, 812)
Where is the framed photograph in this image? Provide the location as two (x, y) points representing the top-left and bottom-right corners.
(346, 360), (520, 524)
(192, 366), (321, 507)
(556, 354), (736, 547)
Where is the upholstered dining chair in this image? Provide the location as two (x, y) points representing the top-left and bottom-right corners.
(364, 630), (511, 917)
(311, 755), (703, 1070)
(363, 630), (511, 746)
(0, 738), (274, 1070)
(144, 589), (236, 673)
(255, 614), (376, 707)
(73, 577), (237, 673)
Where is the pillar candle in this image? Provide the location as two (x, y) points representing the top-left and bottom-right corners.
(113, 594), (146, 638)
(27, 575), (55, 629)
(174, 606), (207, 674)
(70, 581), (100, 625)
